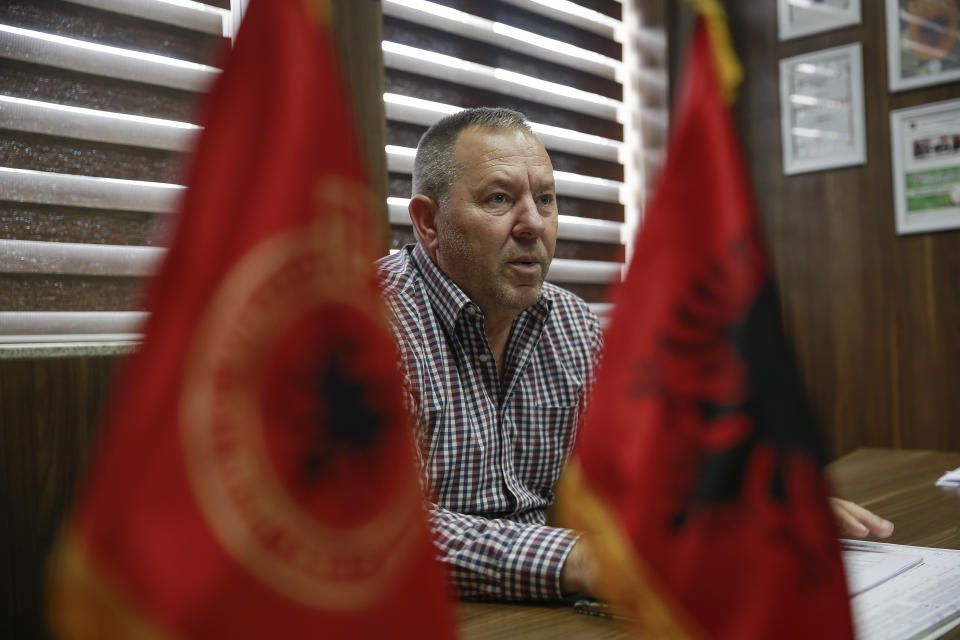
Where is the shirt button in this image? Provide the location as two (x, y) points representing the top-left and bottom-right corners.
(465, 306), (476, 315)
(478, 354), (490, 363)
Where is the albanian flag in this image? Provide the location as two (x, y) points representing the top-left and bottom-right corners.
(46, 1), (456, 638)
(556, 13), (853, 640)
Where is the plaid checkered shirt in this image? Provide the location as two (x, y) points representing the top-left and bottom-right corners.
(376, 243), (603, 601)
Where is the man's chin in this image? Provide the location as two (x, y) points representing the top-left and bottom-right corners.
(498, 283), (543, 311)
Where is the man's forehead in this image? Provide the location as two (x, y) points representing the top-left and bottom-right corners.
(481, 174), (556, 193)
(453, 125), (552, 173)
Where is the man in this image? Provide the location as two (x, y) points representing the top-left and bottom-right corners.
(376, 107), (892, 602)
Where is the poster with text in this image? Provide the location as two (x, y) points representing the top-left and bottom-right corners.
(780, 43), (866, 175)
(891, 99), (960, 234)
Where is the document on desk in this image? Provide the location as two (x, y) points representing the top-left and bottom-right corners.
(844, 540), (960, 640)
(935, 466), (960, 487)
(842, 543), (923, 596)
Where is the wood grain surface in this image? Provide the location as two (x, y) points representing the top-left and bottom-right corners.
(667, 2), (960, 458)
(828, 447), (960, 550)
(459, 600), (634, 640)
(460, 448), (960, 639)
(0, 355), (119, 639)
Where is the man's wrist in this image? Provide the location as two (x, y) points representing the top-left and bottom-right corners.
(560, 538), (591, 595)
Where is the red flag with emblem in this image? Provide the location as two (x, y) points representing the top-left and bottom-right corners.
(47, 1), (456, 637)
(556, 15), (853, 640)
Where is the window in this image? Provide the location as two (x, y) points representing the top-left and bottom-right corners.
(0, 0), (670, 352)
(0, 0), (230, 356)
(380, 0), (670, 322)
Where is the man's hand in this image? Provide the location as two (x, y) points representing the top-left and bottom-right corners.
(830, 497), (894, 538)
(560, 537), (600, 596)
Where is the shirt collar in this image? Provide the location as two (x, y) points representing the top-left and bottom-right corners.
(410, 243), (475, 338)
(408, 243), (553, 337)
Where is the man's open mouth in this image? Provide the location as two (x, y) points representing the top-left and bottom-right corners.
(509, 259), (541, 271)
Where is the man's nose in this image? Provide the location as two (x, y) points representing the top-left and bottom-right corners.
(512, 194), (546, 239)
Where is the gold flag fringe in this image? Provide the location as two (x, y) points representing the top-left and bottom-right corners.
(554, 461), (703, 640)
(685, 0), (744, 105)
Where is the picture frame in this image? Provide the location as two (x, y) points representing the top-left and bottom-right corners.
(886, 0), (960, 92)
(779, 43), (867, 175)
(778, 0), (861, 41)
(890, 98), (960, 235)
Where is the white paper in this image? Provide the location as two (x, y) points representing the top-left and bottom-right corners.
(935, 466), (960, 487)
(845, 541), (960, 640)
(842, 543), (923, 596)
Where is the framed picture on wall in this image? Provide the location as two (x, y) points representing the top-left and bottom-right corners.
(890, 98), (960, 234)
(886, 0), (960, 91)
(779, 43), (867, 175)
(778, 0), (861, 41)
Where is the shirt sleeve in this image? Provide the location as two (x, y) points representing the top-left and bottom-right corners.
(428, 503), (580, 601)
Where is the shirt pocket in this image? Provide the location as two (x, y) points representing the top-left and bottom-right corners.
(513, 378), (582, 498)
(421, 397), (489, 509)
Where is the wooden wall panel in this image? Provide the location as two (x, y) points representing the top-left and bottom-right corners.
(0, 355), (118, 638)
(331, 0), (388, 247)
(668, 3), (960, 457)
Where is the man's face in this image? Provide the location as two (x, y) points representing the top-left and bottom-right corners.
(433, 125), (558, 321)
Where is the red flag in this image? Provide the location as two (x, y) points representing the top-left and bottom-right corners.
(557, 16), (853, 640)
(47, 1), (456, 638)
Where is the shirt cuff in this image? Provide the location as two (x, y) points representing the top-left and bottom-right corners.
(502, 524), (580, 601)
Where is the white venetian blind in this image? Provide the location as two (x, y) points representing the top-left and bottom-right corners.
(0, 0), (230, 355)
(0, 0), (670, 351)
(379, 0), (670, 322)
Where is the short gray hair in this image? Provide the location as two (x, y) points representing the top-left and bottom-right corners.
(412, 107), (531, 206)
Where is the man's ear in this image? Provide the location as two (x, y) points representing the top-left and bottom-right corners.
(409, 194), (440, 257)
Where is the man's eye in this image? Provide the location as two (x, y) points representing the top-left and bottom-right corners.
(538, 194), (554, 205)
(488, 193), (507, 204)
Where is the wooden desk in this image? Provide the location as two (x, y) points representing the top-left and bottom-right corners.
(827, 448), (960, 550)
(459, 600), (633, 639)
(458, 448), (960, 639)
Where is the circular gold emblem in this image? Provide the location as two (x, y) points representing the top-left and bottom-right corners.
(180, 181), (419, 610)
